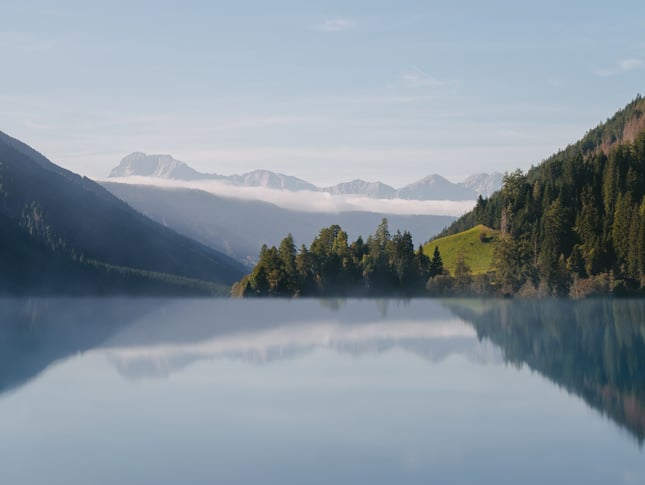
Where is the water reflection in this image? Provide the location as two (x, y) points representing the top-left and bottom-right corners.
(104, 305), (495, 379)
(1, 297), (644, 444)
(446, 299), (645, 444)
(0, 297), (159, 396)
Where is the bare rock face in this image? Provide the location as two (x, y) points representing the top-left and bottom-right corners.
(109, 152), (209, 180)
(462, 172), (504, 198)
(322, 180), (397, 198)
(397, 174), (476, 201)
(229, 169), (318, 191)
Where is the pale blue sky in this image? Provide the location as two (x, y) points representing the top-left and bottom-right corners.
(2, 0), (644, 186)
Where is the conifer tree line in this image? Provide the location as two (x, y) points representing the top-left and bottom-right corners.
(439, 96), (645, 296)
(231, 219), (448, 297)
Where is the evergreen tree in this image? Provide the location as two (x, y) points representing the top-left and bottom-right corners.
(539, 198), (571, 291)
(295, 244), (314, 293)
(492, 237), (534, 294)
(387, 230), (416, 290)
(364, 219), (394, 291)
(429, 246), (443, 277)
(278, 234), (297, 294)
(415, 244), (431, 284)
(612, 193), (633, 269)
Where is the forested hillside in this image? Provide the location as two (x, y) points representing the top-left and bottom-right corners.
(437, 96), (645, 296)
(0, 131), (245, 295)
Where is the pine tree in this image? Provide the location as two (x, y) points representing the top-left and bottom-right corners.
(295, 244), (314, 293)
(387, 231), (416, 289)
(429, 246), (443, 277)
(278, 234), (297, 294)
(612, 193), (632, 268)
(415, 244), (430, 283)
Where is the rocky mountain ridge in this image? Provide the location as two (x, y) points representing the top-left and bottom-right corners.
(109, 152), (503, 200)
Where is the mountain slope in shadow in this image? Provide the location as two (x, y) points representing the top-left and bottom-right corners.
(0, 131), (245, 294)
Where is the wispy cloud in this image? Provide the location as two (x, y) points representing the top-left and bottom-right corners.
(593, 58), (643, 77)
(618, 58), (643, 71)
(403, 68), (446, 89)
(401, 67), (461, 97)
(317, 18), (354, 32)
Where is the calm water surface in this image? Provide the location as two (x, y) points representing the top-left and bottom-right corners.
(0, 298), (644, 484)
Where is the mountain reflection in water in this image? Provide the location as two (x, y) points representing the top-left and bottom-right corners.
(1, 297), (644, 444)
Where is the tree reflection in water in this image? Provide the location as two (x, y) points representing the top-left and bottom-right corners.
(445, 299), (645, 444)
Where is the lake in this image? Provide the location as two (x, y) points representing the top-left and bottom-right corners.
(0, 298), (644, 484)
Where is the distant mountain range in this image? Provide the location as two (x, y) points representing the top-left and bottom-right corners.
(102, 182), (456, 265)
(0, 131), (245, 295)
(109, 152), (503, 200)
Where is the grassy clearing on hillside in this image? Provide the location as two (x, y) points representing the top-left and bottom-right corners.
(424, 224), (499, 275)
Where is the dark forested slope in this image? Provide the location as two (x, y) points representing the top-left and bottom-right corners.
(437, 96), (645, 295)
(0, 131), (245, 294)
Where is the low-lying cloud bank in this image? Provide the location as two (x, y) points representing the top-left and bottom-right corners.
(103, 176), (475, 217)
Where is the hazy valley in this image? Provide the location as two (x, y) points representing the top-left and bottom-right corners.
(101, 181), (455, 265)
